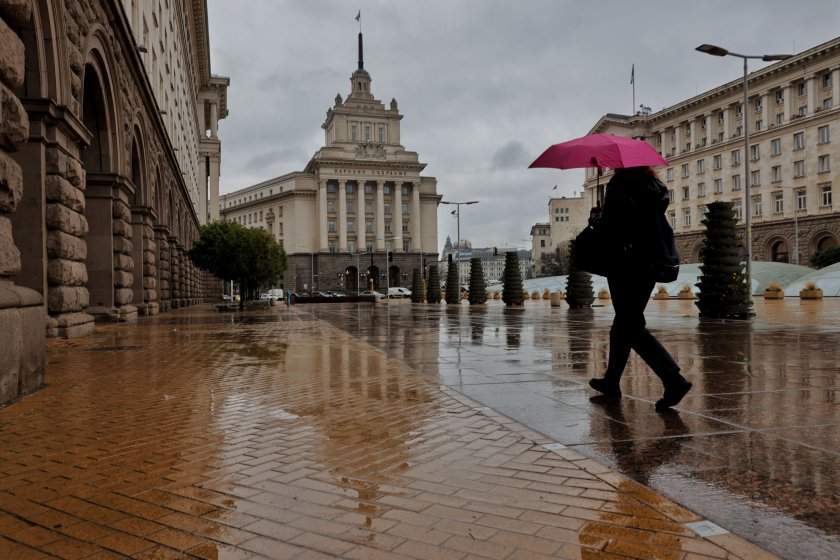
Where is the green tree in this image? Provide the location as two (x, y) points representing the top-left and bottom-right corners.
(696, 201), (751, 318)
(538, 246), (568, 277)
(810, 246), (840, 268)
(565, 239), (594, 309)
(189, 221), (286, 309)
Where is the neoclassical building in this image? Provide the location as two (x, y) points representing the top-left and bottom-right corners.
(584, 36), (840, 265)
(0, 0), (227, 405)
(221, 32), (439, 293)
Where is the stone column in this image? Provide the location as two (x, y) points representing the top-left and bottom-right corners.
(130, 207), (158, 316)
(722, 107), (731, 139)
(209, 155), (220, 223)
(808, 74), (820, 115)
(210, 101), (218, 139)
(356, 181), (366, 251)
(674, 125), (683, 156)
(760, 93), (769, 130)
(393, 182), (403, 250)
(155, 227), (170, 311)
(375, 180), (385, 250)
(178, 246), (187, 306)
(658, 131), (665, 154)
(338, 180), (347, 251)
(169, 237), (180, 307)
(411, 182), (421, 252)
(317, 179), (328, 252)
(688, 121), (696, 151)
(112, 193), (137, 322)
(784, 85), (794, 123)
(198, 155), (208, 225)
(832, 68), (840, 109)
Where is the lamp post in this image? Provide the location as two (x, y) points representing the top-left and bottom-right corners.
(385, 236), (401, 300)
(440, 200), (479, 290)
(781, 186), (801, 265)
(349, 250), (361, 295)
(696, 44), (792, 296)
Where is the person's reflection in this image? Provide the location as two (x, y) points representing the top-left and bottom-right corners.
(698, 318), (753, 414)
(589, 396), (691, 486)
(470, 307), (487, 346)
(567, 310), (595, 375)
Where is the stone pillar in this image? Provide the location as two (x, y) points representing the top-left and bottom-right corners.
(177, 246), (187, 306)
(198, 155), (208, 225)
(808, 74), (820, 115)
(168, 237), (179, 307)
(784, 85), (794, 123)
(338, 180), (347, 251)
(317, 179), (328, 252)
(688, 121), (696, 151)
(209, 155), (220, 223)
(111, 193), (137, 322)
(833, 68), (840, 109)
(356, 181), (366, 251)
(674, 125), (683, 156)
(375, 180), (385, 251)
(760, 93), (769, 130)
(658, 131), (665, 154)
(210, 102), (218, 139)
(411, 182), (421, 252)
(131, 208), (158, 316)
(155, 227), (170, 311)
(722, 107), (731, 139)
(0, 0), (47, 404)
(393, 182), (403, 250)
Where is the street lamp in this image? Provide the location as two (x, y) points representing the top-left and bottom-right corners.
(440, 200), (479, 290)
(780, 186), (801, 264)
(385, 236), (402, 299)
(696, 44), (792, 296)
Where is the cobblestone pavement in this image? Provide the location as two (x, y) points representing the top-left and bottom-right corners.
(0, 304), (783, 559)
(306, 298), (840, 560)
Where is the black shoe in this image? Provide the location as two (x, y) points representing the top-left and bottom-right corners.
(589, 377), (621, 398)
(655, 379), (692, 411)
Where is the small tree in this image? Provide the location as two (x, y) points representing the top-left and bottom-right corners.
(565, 239), (594, 309)
(445, 256), (460, 304)
(426, 265), (441, 303)
(538, 246), (568, 277)
(810, 246), (840, 268)
(501, 251), (524, 306)
(189, 221), (286, 310)
(696, 201), (751, 318)
(468, 257), (487, 304)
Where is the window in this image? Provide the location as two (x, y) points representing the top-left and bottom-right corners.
(668, 211), (676, 228)
(365, 221), (374, 233)
(384, 203), (391, 214)
(750, 144), (760, 160)
(347, 184), (354, 194)
(351, 125), (357, 141)
(733, 200), (742, 220)
(799, 106), (807, 116)
(385, 221), (391, 233)
(797, 190), (806, 210)
(697, 159), (705, 173)
(732, 175), (741, 190)
(365, 202), (373, 213)
(776, 113), (784, 125)
(364, 126), (370, 141)
(698, 182), (706, 197)
(775, 90), (784, 104)
(819, 155), (830, 173)
(754, 98), (762, 110)
(713, 155), (722, 169)
(735, 104), (742, 117)
(347, 201), (354, 213)
(755, 120), (762, 131)
(328, 220), (336, 232)
(540, 239), (546, 247)
(668, 189), (675, 202)
(823, 72), (833, 88)
(751, 170), (760, 186)
(378, 127), (384, 142)
(327, 201), (336, 212)
(714, 178), (723, 194)
(799, 82), (806, 96)
(821, 185), (832, 207)
(401, 185), (409, 195)
(328, 241), (336, 253)
(718, 111), (725, 123)
(259, 210), (263, 221)
(666, 168), (675, 181)
(772, 165), (782, 182)
(681, 164), (689, 178)
(683, 208), (691, 227)
(384, 185), (391, 194)
(682, 186), (690, 200)
(794, 160), (805, 178)
(824, 98), (833, 110)
(731, 150), (740, 166)
(347, 220), (355, 232)
(771, 138), (781, 155)
(402, 222), (409, 234)
(794, 132), (805, 149)
(401, 203), (409, 214)
(365, 184), (372, 194)
(348, 241), (356, 253)
(819, 125), (830, 143)
(752, 196), (762, 217)
(774, 193), (784, 213)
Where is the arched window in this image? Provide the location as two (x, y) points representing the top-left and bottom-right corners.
(771, 240), (789, 263)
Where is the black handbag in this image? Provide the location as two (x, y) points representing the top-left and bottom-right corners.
(573, 214), (627, 277)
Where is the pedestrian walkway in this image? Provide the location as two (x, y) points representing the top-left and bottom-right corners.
(0, 304), (779, 559)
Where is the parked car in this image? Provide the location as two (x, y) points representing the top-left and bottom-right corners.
(360, 290), (387, 299)
(260, 293), (278, 301)
(222, 294), (233, 302)
(387, 287), (412, 299)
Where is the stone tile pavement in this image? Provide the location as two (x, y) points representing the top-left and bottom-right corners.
(0, 304), (781, 559)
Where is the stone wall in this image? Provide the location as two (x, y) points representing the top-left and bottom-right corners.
(0, 0), (45, 404)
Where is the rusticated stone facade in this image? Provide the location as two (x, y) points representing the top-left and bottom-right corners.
(0, 0), (226, 406)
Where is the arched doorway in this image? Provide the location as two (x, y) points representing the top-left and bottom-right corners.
(770, 239), (790, 263)
(815, 233), (838, 252)
(367, 265), (380, 291)
(345, 266), (358, 293)
(389, 265), (400, 287)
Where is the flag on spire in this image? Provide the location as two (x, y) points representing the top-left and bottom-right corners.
(355, 10), (361, 22)
(630, 64), (634, 85)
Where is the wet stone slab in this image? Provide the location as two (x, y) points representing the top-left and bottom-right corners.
(308, 298), (840, 559)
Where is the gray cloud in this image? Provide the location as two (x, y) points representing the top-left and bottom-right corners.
(208, 0), (840, 248)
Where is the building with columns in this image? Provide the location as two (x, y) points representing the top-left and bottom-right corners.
(583, 37), (840, 265)
(221, 31), (439, 293)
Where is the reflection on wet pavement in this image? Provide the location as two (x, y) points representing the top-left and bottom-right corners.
(309, 298), (840, 559)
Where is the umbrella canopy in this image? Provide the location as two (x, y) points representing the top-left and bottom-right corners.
(529, 133), (669, 170)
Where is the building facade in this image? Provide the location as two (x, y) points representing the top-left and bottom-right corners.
(440, 238), (532, 286)
(0, 0), (226, 405)
(530, 194), (587, 276)
(584, 37), (840, 265)
(221, 32), (439, 293)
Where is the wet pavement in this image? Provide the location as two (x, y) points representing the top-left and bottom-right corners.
(0, 299), (832, 559)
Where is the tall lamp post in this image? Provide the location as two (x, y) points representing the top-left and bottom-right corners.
(385, 236), (401, 299)
(440, 200), (479, 290)
(781, 186), (801, 265)
(696, 44), (792, 296)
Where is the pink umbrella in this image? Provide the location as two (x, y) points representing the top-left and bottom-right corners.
(529, 133), (669, 170)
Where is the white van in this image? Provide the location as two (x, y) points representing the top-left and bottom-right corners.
(387, 287), (412, 299)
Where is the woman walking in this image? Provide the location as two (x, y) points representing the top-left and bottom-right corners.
(587, 166), (692, 410)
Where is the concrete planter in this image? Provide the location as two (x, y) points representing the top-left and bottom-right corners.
(654, 292), (670, 300)
(677, 291), (695, 300)
(763, 290), (784, 299)
(550, 292), (565, 307)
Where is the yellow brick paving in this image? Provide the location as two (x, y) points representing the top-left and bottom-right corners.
(0, 306), (778, 559)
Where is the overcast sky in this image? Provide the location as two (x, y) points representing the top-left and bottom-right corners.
(207, 0), (839, 251)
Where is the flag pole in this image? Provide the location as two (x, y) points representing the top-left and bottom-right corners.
(631, 63), (635, 115)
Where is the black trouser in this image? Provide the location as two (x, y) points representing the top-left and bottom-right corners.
(604, 274), (680, 385)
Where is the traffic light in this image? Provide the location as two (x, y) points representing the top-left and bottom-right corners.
(388, 251), (393, 262)
(493, 247), (498, 256)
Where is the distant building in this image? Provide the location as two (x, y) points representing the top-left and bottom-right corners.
(440, 238), (532, 286)
(530, 194), (587, 276)
(220, 30), (440, 292)
(584, 36), (840, 265)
